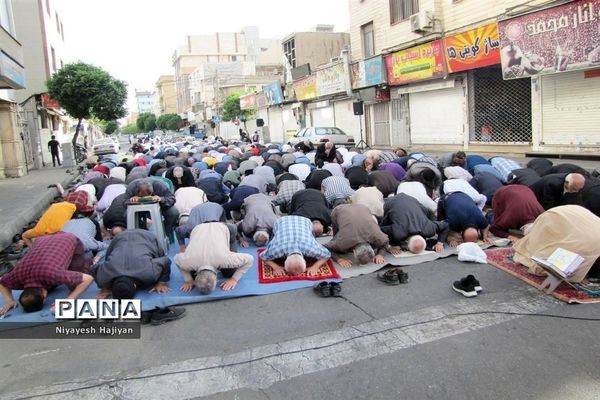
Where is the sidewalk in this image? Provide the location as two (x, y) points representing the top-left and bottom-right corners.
(0, 166), (80, 251)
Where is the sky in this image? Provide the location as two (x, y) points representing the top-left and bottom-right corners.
(57, 0), (350, 116)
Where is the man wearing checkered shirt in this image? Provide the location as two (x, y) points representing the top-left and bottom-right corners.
(272, 179), (305, 213)
(0, 232), (94, 315)
(260, 216), (331, 277)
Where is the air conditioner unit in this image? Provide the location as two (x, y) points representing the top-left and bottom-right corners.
(330, 56), (342, 63)
(410, 10), (433, 33)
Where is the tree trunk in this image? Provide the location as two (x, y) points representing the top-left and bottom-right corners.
(72, 117), (83, 149)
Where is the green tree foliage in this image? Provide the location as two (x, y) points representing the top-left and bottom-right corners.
(121, 123), (138, 135)
(156, 114), (169, 130)
(165, 114), (182, 130)
(47, 62), (127, 147)
(143, 114), (157, 131)
(222, 93), (243, 121)
(104, 120), (119, 135)
(136, 112), (154, 131)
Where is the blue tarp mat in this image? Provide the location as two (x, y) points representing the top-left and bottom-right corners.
(0, 242), (331, 324)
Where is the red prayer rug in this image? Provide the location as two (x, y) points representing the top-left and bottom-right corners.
(485, 247), (600, 304)
(257, 249), (340, 284)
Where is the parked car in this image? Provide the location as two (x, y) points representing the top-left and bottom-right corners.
(289, 127), (355, 147)
(93, 138), (119, 156)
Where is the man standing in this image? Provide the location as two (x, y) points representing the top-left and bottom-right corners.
(48, 135), (61, 167)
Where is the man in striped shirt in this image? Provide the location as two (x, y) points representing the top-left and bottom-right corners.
(260, 216), (331, 277)
(321, 176), (355, 208)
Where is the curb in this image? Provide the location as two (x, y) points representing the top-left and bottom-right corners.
(0, 170), (80, 251)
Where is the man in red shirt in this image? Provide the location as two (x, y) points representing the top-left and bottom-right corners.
(0, 232), (94, 315)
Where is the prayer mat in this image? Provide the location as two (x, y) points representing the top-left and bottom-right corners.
(485, 247), (600, 304)
(0, 242), (334, 326)
(257, 248), (340, 283)
(316, 236), (501, 279)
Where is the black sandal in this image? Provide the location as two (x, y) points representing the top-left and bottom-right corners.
(377, 269), (400, 285)
(313, 281), (331, 297)
(330, 282), (342, 297)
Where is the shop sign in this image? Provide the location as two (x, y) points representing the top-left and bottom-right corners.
(351, 55), (387, 89)
(444, 23), (501, 73)
(316, 62), (347, 96)
(384, 40), (446, 85)
(263, 82), (283, 105)
(41, 94), (60, 109)
(498, 0), (600, 79)
(0, 51), (26, 89)
(239, 93), (256, 110)
(293, 74), (318, 101)
(255, 92), (269, 108)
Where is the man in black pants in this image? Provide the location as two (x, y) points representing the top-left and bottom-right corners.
(48, 135), (61, 166)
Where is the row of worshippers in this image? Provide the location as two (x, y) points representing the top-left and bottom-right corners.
(2, 137), (600, 315)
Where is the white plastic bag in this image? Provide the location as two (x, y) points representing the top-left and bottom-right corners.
(457, 242), (488, 264)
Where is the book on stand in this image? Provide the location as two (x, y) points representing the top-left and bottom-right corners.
(532, 248), (584, 278)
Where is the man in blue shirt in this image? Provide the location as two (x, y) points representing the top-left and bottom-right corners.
(260, 216), (331, 277)
(441, 192), (493, 247)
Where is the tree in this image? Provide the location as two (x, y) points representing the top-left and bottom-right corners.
(165, 114), (182, 131)
(136, 112), (154, 131)
(222, 93), (255, 131)
(47, 62), (127, 147)
(121, 123), (138, 135)
(156, 114), (169, 130)
(143, 114), (157, 131)
(104, 120), (119, 135)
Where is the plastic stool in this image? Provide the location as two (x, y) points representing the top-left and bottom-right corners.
(126, 202), (169, 254)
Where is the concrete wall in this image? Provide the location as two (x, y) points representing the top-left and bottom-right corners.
(294, 32), (351, 69)
(13, 0), (70, 102)
(348, 0), (551, 60)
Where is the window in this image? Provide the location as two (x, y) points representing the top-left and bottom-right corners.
(231, 55), (237, 61)
(315, 127), (345, 135)
(390, 0), (419, 24)
(51, 46), (56, 71)
(0, 0), (14, 35)
(283, 39), (296, 68)
(361, 22), (375, 58)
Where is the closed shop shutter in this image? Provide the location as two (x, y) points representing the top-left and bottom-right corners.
(372, 102), (390, 146)
(409, 86), (464, 144)
(310, 106), (335, 127)
(541, 70), (600, 146)
(266, 108), (284, 143)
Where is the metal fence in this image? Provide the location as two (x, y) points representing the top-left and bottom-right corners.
(468, 66), (532, 143)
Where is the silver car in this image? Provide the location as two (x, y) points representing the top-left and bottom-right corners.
(291, 127), (355, 147)
(93, 138), (119, 156)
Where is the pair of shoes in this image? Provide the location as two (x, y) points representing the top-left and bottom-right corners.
(452, 275), (482, 298)
(150, 307), (186, 325)
(313, 281), (342, 297)
(377, 268), (409, 285)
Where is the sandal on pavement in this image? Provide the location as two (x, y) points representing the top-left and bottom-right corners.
(329, 282), (342, 297)
(313, 281), (331, 297)
(377, 269), (400, 285)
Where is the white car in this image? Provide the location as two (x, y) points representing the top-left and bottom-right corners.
(93, 138), (119, 156)
(289, 127), (355, 147)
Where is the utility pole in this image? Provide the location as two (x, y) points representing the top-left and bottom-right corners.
(214, 69), (220, 138)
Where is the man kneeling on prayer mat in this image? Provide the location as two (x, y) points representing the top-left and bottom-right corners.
(175, 222), (253, 293)
(0, 232), (94, 315)
(324, 204), (401, 268)
(260, 216), (331, 277)
(93, 229), (171, 299)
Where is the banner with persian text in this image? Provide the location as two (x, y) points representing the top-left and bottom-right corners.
(498, 0), (600, 79)
(384, 40), (446, 85)
(444, 23), (501, 73)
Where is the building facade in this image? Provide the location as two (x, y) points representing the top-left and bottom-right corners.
(154, 75), (177, 115)
(348, 0), (600, 153)
(12, 0), (72, 170)
(0, 0), (26, 178)
(253, 26), (353, 143)
(135, 89), (155, 114)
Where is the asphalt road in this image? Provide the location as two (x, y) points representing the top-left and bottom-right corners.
(2, 256), (599, 400)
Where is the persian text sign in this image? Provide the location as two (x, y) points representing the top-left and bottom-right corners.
(316, 63), (347, 97)
(385, 40), (446, 85)
(444, 23), (501, 73)
(239, 93), (256, 110)
(351, 56), (387, 89)
(293, 74), (317, 101)
(499, 0), (600, 79)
